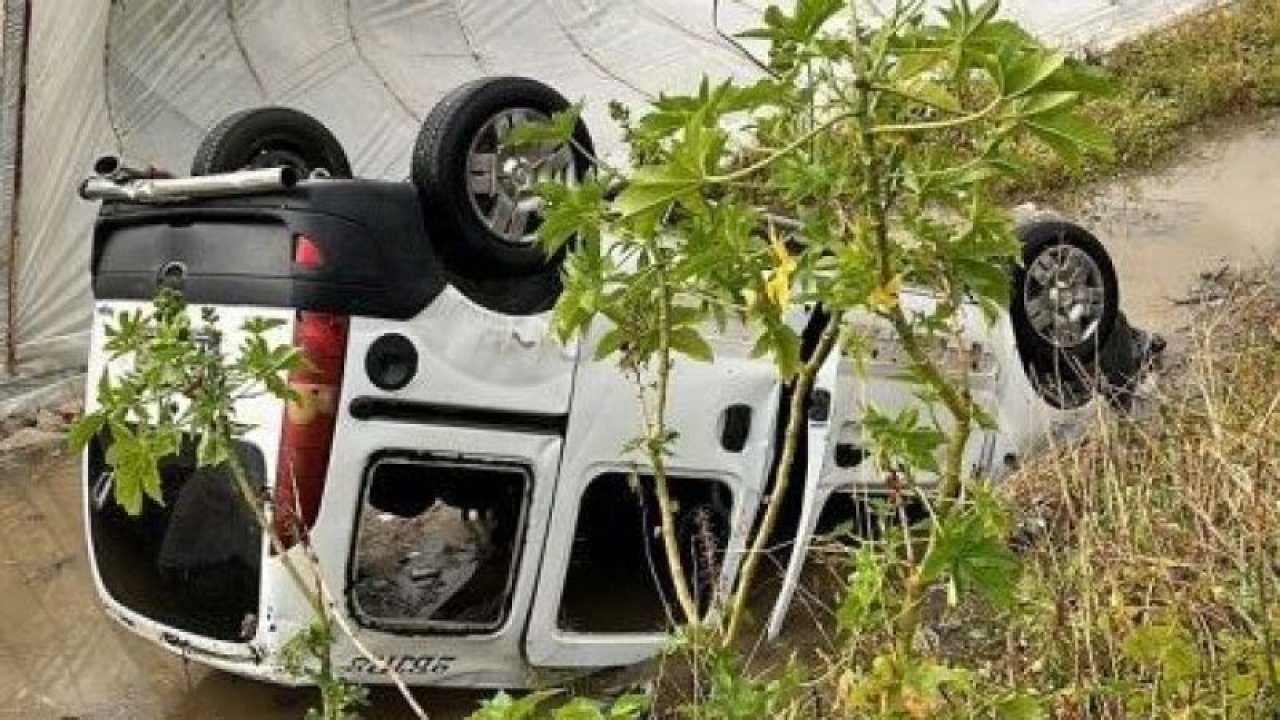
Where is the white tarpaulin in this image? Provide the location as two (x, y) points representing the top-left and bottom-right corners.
(0, 0), (1212, 378)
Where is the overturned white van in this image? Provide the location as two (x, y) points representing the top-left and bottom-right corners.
(80, 77), (1159, 688)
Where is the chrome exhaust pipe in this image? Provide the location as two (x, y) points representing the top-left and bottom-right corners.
(90, 155), (174, 182)
(80, 166), (299, 202)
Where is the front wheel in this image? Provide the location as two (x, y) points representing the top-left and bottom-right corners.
(1011, 220), (1119, 367)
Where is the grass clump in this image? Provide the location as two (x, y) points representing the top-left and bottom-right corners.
(1010, 0), (1280, 198)
(990, 277), (1280, 717)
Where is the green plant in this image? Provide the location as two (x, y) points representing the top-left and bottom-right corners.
(282, 621), (369, 720)
(1006, 0), (1280, 200)
(466, 689), (649, 720)
(520, 0), (1110, 711)
(676, 644), (807, 720)
(68, 288), (424, 719)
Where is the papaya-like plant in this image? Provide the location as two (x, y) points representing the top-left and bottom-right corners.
(69, 289), (427, 720)
(521, 0), (1112, 708)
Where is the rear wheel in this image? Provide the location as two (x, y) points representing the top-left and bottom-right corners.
(412, 77), (594, 314)
(191, 107), (351, 178)
(1011, 220), (1120, 408)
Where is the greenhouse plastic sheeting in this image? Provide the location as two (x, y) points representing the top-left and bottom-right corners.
(0, 0), (1212, 378)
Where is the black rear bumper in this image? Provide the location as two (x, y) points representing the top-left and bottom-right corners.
(91, 179), (446, 319)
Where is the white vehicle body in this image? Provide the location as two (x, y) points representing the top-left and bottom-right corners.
(84, 258), (1105, 688)
(79, 78), (1152, 688)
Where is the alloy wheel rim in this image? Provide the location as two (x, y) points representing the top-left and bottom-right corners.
(465, 108), (577, 247)
(1022, 243), (1106, 349)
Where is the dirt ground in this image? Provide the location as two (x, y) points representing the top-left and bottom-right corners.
(3, 117), (1280, 719)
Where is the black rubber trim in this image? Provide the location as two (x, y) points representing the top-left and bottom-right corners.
(348, 397), (567, 435)
(720, 404), (752, 453)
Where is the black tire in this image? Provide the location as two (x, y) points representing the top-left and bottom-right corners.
(412, 76), (594, 312)
(1010, 220), (1119, 370)
(191, 107), (352, 178)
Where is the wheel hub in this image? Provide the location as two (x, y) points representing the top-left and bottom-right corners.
(465, 108), (577, 247)
(1023, 243), (1106, 349)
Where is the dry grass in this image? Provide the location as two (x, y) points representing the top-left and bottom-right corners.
(984, 274), (1280, 717)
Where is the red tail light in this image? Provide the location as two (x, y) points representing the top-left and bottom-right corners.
(274, 309), (347, 550)
(293, 234), (324, 269)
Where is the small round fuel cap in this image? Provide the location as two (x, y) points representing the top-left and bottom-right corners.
(365, 334), (418, 391)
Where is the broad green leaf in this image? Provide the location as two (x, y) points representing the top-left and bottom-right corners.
(551, 697), (606, 720)
(971, 0), (1001, 30)
(750, 319), (801, 380)
(969, 19), (1037, 51)
(113, 470), (143, 516)
(893, 48), (946, 82)
(1012, 91), (1081, 118)
(68, 412), (106, 451)
(955, 257), (1012, 311)
(836, 545), (888, 633)
(722, 78), (786, 113)
(606, 693), (649, 718)
(242, 316), (287, 334)
(740, 0), (842, 46)
(592, 327), (627, 360)
(466, 690), (560, 720)
(105, 425), (158, 516)
(901, 660), (969, 716)
(920, 508), (1020, 609)
(669, 327), (714, 363)
(997, 693), (1047, 720)
(1024, 111), (1113, 169)
(505, 105), (583, 147)
(1122, 621), (1202, 682)
(900, 77), (961, 113)
(1003, 50), (1067, 97)
(536, 180), (605, 253)
(612, 165), (699, 219)
(1039, 57), (1115, 97)
(197, 431), (230, 468)
(862, 405), (946, 473)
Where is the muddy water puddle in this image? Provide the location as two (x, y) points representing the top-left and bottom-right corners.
(0, 450), (483, 719)
(1082, 115), (1280, 335)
